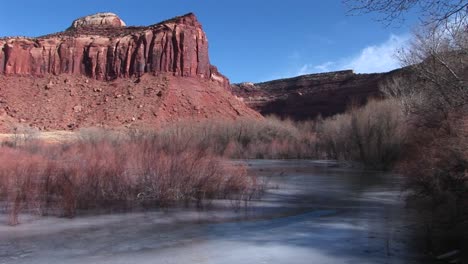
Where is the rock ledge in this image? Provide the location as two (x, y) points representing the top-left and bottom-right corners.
(69, 13), (126, 29)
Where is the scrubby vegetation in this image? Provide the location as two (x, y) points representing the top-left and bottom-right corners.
(316, 99), (406, 169)
(0, 135), (260, 226)
(143, 117), (318, 159)
(1, 2), (465, 236)
(0, 109), (407, 225)
(131, 108), (407, 169)
(344, 0), (468, 255)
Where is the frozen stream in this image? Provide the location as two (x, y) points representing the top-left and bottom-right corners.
(0, 160), (428, 264)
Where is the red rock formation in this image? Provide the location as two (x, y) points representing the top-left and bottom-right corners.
(231, 69), (408, 119)
(0, 74), (260, 132)
(0, 13), (229, 88)
(0, 13), (260, 132)
(70, 13), (127, 29)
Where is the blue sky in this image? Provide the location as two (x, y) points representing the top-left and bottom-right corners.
(0, 0), (418, 83)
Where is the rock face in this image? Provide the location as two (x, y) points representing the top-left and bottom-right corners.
(0, 13), (260, 132)
(0, 13), (229, 87)
(232, 69), (406, 119)
(70, 13), (127, 29)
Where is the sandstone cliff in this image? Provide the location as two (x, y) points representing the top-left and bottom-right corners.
(232, 69), (406, 119)
(0, 13), (228, 87)
(0, 13), (260, 132)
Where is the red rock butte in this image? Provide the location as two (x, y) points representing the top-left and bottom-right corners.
(0, 12), (228, 87)
(0, 13), (261, 132)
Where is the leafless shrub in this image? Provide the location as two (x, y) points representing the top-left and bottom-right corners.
(147, 117), (318, 159)
(0, 148), (46, 225)
(346, 0), (468, 251)
(0, 134), (259, 225)
(400, 18), (467, 125)
(8, 125), (39, 148)
(380, 14), (468, 247)
(77, 127), (121, 145)
(402, 134), (468, 219)
(317, 99), (407, 169)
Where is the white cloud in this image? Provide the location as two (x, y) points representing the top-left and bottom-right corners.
(295, 34), (410, 77)
(260, 34), (410, 82)
(342, 34), (409, 73)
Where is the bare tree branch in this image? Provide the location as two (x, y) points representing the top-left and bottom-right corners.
(344, 0), (468, 25)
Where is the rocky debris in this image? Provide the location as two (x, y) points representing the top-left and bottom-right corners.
(0, 13), (229, 88)
(0, 73), (261, 132)
(72, 105), (83, 113)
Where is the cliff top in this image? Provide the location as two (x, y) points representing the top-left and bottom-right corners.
(0, 12), (200, 40)
(254, 70), (356, 86)
(69, 13), (127, 30)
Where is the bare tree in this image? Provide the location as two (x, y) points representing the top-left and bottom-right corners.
(344, 0), (468, 25)
(406, 20), (467, 102)
(379, 15), (468, 131)
(346, 0), (468, 115)
(348, 0), (468, 242)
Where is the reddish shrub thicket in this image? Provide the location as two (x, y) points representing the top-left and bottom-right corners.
(0, 148), (48, 225)
(317, 99), (406, 169)
(0, 138), (260, 226)
(399, 110), (468, 224)
(144, 117), (318, 159)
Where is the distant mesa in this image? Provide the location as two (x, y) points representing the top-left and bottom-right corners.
(69, 13), (127, 29)
(231, 69), (409, 120)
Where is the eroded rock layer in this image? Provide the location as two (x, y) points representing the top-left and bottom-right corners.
(0, 13), (260, 132)
(0, 13), (228, 87)
(232, 69), (406, 119)
(70, 13), (127, 29)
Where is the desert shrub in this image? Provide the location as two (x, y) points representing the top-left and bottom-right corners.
(402, 133), (468, 220)
(396, 111), (468, 252)
(317, 113), (354, 160)
(8, 125), (39, 148)
(0, 148), (47, 225)
(380, 15), (468, 227)
(317, 99), (407, 169)
(142, 117), (318, 159)
(346, 0), (468, 254)
(398, 106), (468, 219)
(77, 127), (121, 145)
(0, 136), (260, 225)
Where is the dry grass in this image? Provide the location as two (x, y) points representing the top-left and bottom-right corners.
(0, 130), (77, 145)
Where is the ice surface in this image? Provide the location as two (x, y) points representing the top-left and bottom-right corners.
(0, 160), (428, 264)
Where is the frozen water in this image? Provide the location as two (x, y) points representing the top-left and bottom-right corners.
(0, 160), (428, 264)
